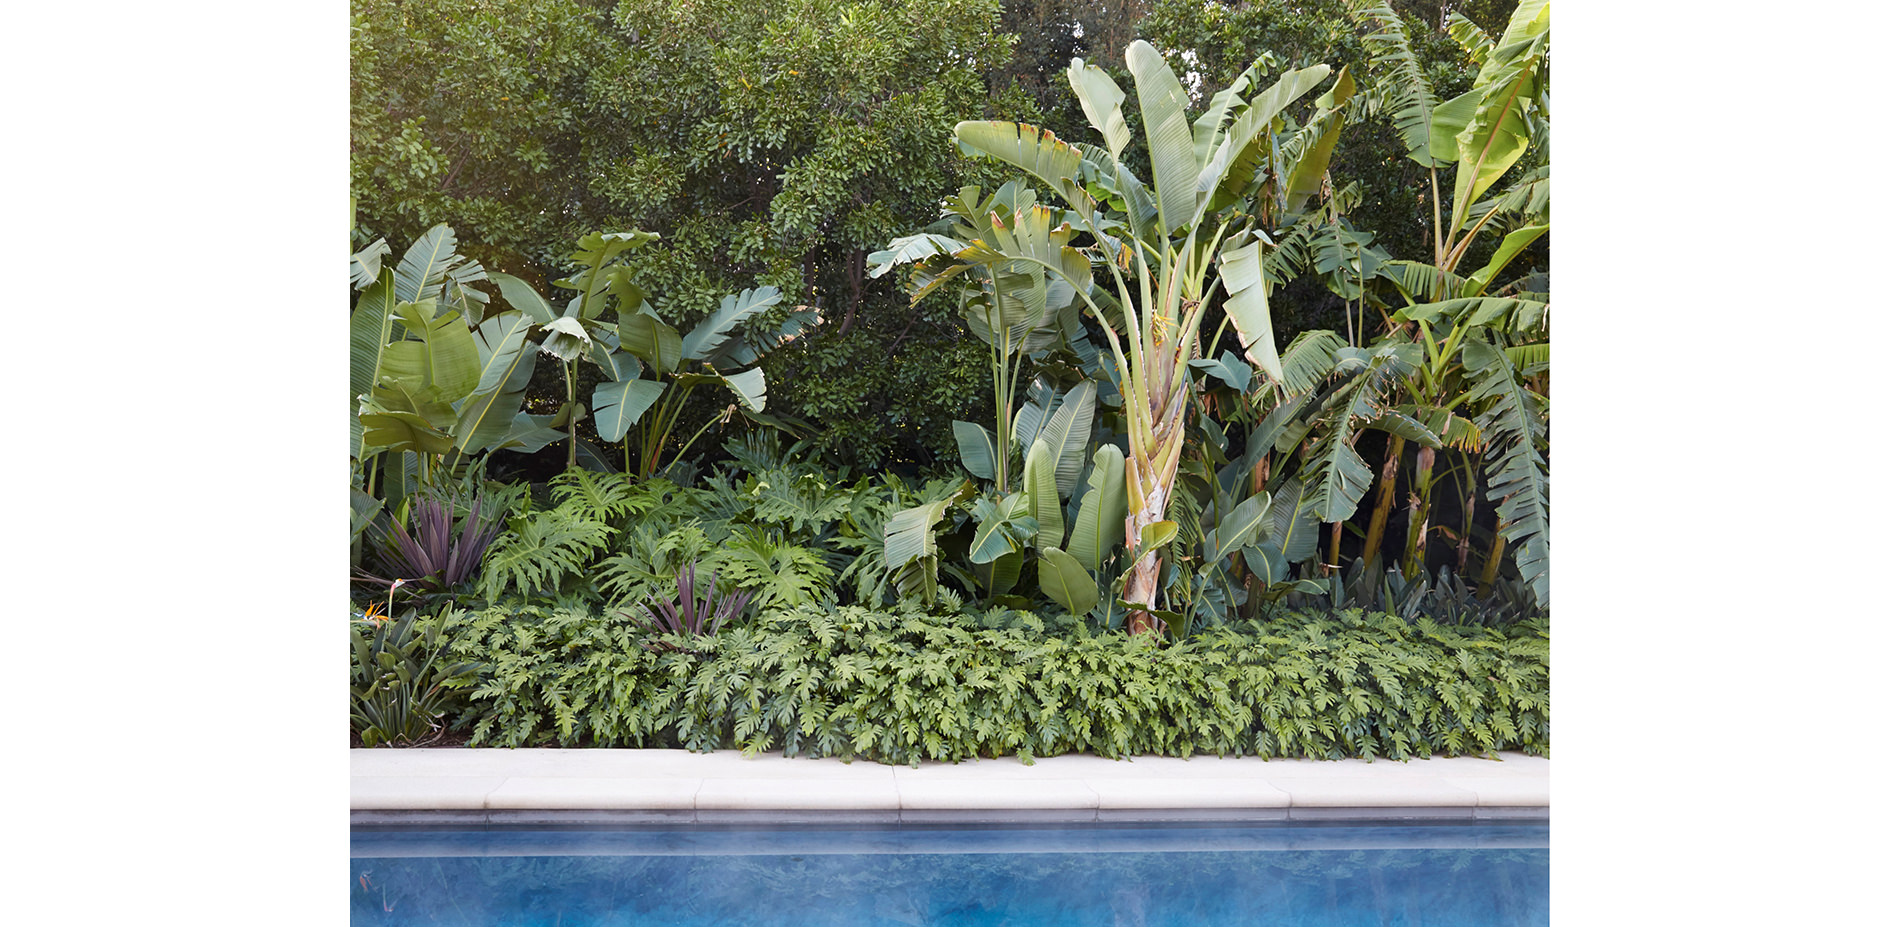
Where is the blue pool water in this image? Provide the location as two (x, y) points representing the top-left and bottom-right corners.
(351, 821), (1548, 926)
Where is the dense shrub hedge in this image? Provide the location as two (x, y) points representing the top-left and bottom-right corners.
(439, 604), (1548, 764)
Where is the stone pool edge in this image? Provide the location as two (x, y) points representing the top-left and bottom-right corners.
(352, 748), (1548, 825)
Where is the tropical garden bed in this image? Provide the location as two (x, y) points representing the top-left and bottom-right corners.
(350, 0), (1551, 763)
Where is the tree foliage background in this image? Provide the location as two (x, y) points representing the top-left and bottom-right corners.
(352, 0), (1531, 475)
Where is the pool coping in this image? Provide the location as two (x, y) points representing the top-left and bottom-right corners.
(352, 748), (1548, 825)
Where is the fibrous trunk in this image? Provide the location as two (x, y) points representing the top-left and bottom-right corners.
(1121, 383), (1189, 636)
(1361, 432), (1406, 567)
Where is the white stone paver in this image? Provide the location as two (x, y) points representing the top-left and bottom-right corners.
(351, 748), (1547, 817)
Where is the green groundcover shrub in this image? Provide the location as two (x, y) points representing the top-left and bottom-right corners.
(428, 603), (1547, 764)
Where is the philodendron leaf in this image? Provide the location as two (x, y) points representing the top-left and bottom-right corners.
(1038, 546), (1100, 615)
(953, 421), (998, 481)
(591, 377), (666, 443)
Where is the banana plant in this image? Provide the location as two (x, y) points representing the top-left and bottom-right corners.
(350, 225), (563, 507)
(1340, 0), (1551, 604)
(488, 229), (817, 476)
(883, 43), (1352, 635)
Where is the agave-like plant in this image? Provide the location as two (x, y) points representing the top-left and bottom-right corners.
(623, 561), (753, 642)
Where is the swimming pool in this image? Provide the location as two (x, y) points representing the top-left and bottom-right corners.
(351, 820), (1548, 925)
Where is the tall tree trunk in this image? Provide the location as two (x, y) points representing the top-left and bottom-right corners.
(1362, 432), (1406, 568)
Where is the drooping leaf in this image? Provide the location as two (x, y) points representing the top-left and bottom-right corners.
(591, 377), (666, 443)
(351, 238), (390, 289)
(381, 299), (481, 403)
(952, 420), (998, 481)
(620, 311), (683, 375)
(1037, 546), (1100, 616)
(1217, 237), (1285, 385)
(489, 272), (557, 325)
(952, 121), (1085, 195)
(866, 233), (967, 279)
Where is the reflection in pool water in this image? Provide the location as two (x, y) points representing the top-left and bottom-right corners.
(351, 822), (1548, 926)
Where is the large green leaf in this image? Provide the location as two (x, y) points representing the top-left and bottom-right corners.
(1204, 490), (1274, 563)
(359, 406), (455, 457)
(1125, 40), (1197, 234)
(1262, 476), (1321, 563)
(952, 421), (998, 481)
(1031, 380), (1096, 497)
(1066, 59), (1131, 161)
(952, 121), (1085, 195)
(1023, 441), (1064, 549)
(681, 286), (782, 362)
(1066, 444), (1128, 570)
(349, 270), (401, 457)
(973, 549), (1024, 596)
(720, 367), (767, 413)
(489, 272), (557, 326)
(487, 412), (565, 454)
(620, 311), (683, 376)
(1037, 547), (1100, 615)
(538, 317), (591, 363)
(381, 300), (480, 403)
(1216, 238), (1286, 385)
(883, 482), (976, 573)
(1463, 224), (1548, 296)
(469, 311), (536, 394)
(967, 496), (1032, 565)
(350, 238), (390, 290)
(1284, 68), (1356, 216)
(391, 224), (462, 303)
(590, 377), (666, 443)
